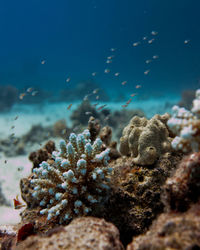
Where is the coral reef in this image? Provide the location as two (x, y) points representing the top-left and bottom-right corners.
(167, 89), (200, 152)
(162, 151), (200, 212)
(178, 89), (195, 109)
(119, 113), (172, 165)
(101, 152), (182, 245)
(0, 85), (18, 111)
(127, 202), (200, 250)
(0, 124), (53, 157)
(21, 129), (112, 224)
(87, 116), (101, 142)
(70, 100), (104, 128)
(8, 217), (123, 250)
(29, 140), (56, 169)
(52, 119), (71, 138)
(99, 126), (112, 146)
(88, 117), (120, 160)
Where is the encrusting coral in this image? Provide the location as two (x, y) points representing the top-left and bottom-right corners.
(26, 129), (112, 224)
(119, 113), (171, 165)
(167, 88), (200, 152)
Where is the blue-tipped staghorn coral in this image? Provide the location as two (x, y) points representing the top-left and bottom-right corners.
(30, 129), (112, 224)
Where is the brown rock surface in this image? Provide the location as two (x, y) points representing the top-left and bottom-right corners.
(14, 217), (124, 250)
(127, 202), (200, 250)
(162, 152), (200, 212)
(101, 152), (182, 246)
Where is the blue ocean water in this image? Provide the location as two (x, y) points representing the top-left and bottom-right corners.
(0, 0), (200, 101)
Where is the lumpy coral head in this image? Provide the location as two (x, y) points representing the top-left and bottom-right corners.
(28, 129), (112, 224)
(119, 114), (171, 165)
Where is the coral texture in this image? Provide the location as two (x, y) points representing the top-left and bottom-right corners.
(26, 129), (112, 224)
(29, 140), (56, 169)
(127, 202), (200, 250)
(119, 114), (171, 165)
(167, 89), (200, 152)
(14, 217), (124, 250)
(101, 153), (182, 246)
(162, 152), (200, 212)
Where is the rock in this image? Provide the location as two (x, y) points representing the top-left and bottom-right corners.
(14, 217), (124, 250)
(127, 202), (200, 250)
(162, 152), (200, 212)
(100, 152), (182, 246)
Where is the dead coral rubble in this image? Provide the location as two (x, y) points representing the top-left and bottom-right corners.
(119, 113), (172, 165)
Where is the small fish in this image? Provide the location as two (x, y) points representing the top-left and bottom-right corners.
(152, 55), (159, 59)
(10, 133), (15, 137)
(97, 104), (107, 111)
(132, 42), (140, 47)
(122, 104), (128, 108)
(85, 111), (92, 115)
(104, 68), (110, 73)
(93, 103), (99, 107)
(143, 36), (147, 40)
(83, 95), (89, 101)
(110, 48), (116, 52)
(106, 59), (112, 64)
(148, 38), (155, 44)
(13, 195), (26, 210)
(4, 160), (7, 164)
(96, 95), (99, 100)
(19, 93), (26, 100)
(114, 72), (120, 76)
(107, 55), (114, 60)
(14, 115), (19, 120)
(144, 69), (150, 75)
(184, 39), (190, 44)
(66, 77), (71, 83)
(130, 93), (137, 97)
(32, 91), (38, 96)
(136, 85), (142, 89)
(92, 72), (97, 76)
(145, 59), (152, 64)
(67, 104), (72, 110)
(61, 129), (67, 135)
(73, 125), (81, 132)
(41, 60), (46, 65)
(11, 125), (15, 129)
(121, 81), (127, 85)
(93, 89), (99, 94)
(151, 31), (158, 35)
(126, 98), (132, 104)
(27, 87), (33, 93)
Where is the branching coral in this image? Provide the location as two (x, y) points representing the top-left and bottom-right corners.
(167, 89), (200, 152)
(119, 114), (171, 165)
(29, 129), (112, 224)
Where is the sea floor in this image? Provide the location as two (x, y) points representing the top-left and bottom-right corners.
(0, 95), (180, 224)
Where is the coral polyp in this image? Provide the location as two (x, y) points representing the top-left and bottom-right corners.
(30, 129), (112, 224)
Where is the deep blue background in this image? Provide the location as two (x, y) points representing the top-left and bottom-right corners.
(0, 0), (200, 97)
